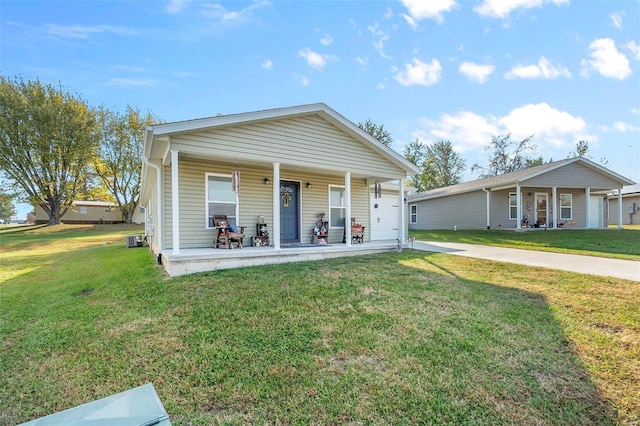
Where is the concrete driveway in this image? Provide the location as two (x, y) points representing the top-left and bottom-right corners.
(412, 241), (640, 282)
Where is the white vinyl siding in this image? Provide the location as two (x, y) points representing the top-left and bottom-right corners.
(329, 186), (346, 228)
(560, 193), (572, 220)
(205, 173), (238, 228)
(410, 204), (417, 224)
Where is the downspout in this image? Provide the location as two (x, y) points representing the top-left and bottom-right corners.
(482, 188), (490, 230)
(143, 157), (162, 254)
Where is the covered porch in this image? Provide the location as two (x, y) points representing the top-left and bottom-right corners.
(160, 240), (401, 277)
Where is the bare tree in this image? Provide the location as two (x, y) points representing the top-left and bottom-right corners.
(471, 134), (539, 178)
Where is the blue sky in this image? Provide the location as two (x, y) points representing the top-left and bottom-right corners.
(2, 0), (639, 219)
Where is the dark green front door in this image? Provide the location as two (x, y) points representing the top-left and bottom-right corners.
(280, 180), (300, 243)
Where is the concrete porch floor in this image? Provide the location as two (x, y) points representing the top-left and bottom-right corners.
(160, 240), (401, 277)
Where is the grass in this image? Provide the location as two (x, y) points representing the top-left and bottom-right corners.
(410, 229), (640, 261)
(1, 225), (638, 425)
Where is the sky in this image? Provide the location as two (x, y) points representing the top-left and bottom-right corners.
(2, 0), (639, 219)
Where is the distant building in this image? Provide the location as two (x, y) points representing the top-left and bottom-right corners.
(607, 184), (640, 226)
(34, 200), (145, 224)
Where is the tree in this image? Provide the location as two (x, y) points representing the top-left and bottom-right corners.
(94, 106), (159, 224)
(570, 140), (590, 158)
(422, 140), (466, 190)
(0, 76), (99, 225)
(358, 118), (393, 146)
(471, 134), (539, 178)
(0, 187), (16, 223)
(403, 138), (427, 191)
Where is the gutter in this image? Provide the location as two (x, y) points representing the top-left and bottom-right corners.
(143, 156), (162, 253)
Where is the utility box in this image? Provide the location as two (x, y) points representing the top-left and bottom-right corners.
(126, 235), (143, 248)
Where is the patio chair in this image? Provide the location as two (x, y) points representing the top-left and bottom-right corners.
(212, 216), (245, 249)
(351, 218), (365, 244)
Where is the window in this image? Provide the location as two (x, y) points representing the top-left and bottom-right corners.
(410, 204), (417, 224)
(508, 193), (519, 220)
(329, 186), (345, 227)
(560, 194), (572, 220)
(79, 206), (87, 215)
(104, 208), (112, 212)
(206, 173), (237, 228)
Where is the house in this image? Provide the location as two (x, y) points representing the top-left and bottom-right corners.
(606, 184), (640, 226)
(408, 157), (634, 231)
(140, 103), (419, 276)
(34, 200), (145, 224)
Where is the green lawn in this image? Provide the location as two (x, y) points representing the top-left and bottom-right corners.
(1, 225), (638, 425)
(410, 229), (640, 261)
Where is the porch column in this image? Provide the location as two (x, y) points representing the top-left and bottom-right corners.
(171, 149), (180, 255)
(585, 187), (591, 229)
(516, 185), (522, 230)
(398, 179), (405, 244)
(618, 188), (623, 230)
(345, 172), (352, 247)
(552, 186), (558, 229)
(272, 162), (281, 250)
(482, 188), (490, 229)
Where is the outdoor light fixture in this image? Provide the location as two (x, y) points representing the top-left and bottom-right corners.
(263, 177), (270, 185)
(306, 182), (312, 189)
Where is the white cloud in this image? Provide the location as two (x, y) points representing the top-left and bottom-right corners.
(298, 47), (335, 70)
(104, 78), (159, 87)
(294, 74), (310, 87)
(580, 38), (632, 80)
(166, 0), (190, 14)
(474, 0), (568, 19)
(384, 7), (393, 19)
(368, 23), (391, 60)
(200, 1), (270, 24)
(260, 59), (273, 70)
(394, 58), (442, 86)
(625, 41), (640, 60)
(504, 56), (571, 79)
(400, 0), (457, 24)
(355, 56), (368, 66)
(416, 103), (592, 154)
(500, 103), (589, 147)
(458, 62), (495, 84)
(610, 11), (625, 28)
(631, 108), (640, 116)
(45, 24), (138, 39)
(600, 121), (640, 133)
(319, 34), (333, 46)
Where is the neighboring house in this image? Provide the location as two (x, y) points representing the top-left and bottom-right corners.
(140, 103), (419, 276)
(607, 184), (640, 226)
(34, 201), (145, 224)
(408, 157), (634, 231)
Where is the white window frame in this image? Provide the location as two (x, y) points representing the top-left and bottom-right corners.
(560, 193), (573, 220)
(79, 206), (88, 215)
(328, 185), (346, 229)
(205, 172), (239, 229)
(410, 204), (417, 224)
(508, 193), (521, 220)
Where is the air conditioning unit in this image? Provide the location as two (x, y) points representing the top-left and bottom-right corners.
(126, 235), (143, 248)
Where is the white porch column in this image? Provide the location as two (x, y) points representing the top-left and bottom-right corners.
(272, 162), (281, 250)
(171, 149), (180, 255)
(552, 186), (558, 229)
(516, 185), (522, 230)
(482, 188), (490, 229)
(398, 179), (405, 244)
(345, 172), (352, 247)
(585, 187), (591, 229)
(618, 189), (623, 230)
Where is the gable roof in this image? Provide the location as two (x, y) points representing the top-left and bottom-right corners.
(144, 103), (419, 176)
(409, 157), (635, 202)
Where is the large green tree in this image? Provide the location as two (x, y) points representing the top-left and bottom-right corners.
(358, 118), (393, 147)
(423, 140), (466, 190)
(0, 76), (99, 225)
(403, 138), (427, 191)
(471, 134), (540, 178)
(94, 106), (158, 224)
(0, 187), (16, 223)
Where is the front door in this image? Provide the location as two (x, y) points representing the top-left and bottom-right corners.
(280, 180), (300, 242)
(535, 193), (548, 227)
(370, 192), (399, 240)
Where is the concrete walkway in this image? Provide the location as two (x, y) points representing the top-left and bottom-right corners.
(412, 241), (640, 282)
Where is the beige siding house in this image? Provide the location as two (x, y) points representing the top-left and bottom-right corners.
(140, 103), (419, 276)
(607, 184), (640, 226)
(408, 157), (634, 231)
(34, 201), (143, 224)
